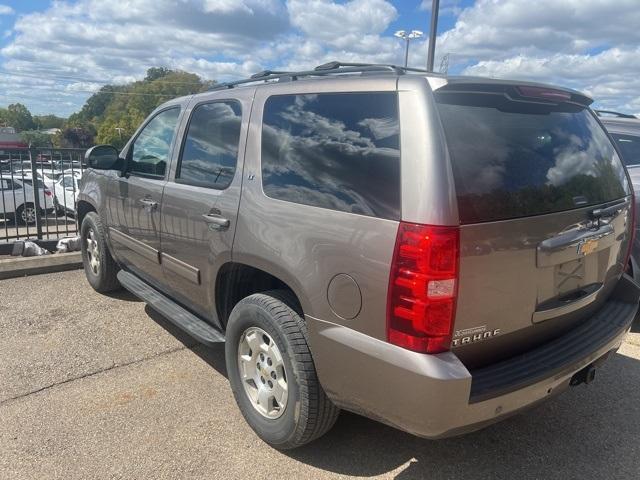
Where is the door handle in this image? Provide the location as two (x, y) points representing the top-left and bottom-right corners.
(202, 213), (230, 230)
(139, 198), (158, 212)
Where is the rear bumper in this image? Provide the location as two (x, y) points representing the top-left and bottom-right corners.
(307, 275), (639, 439)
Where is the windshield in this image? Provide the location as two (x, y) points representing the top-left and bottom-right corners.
(21, 178), (47, 188)
(435, 92), (629, 224)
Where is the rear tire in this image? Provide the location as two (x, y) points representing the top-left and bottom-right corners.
(80, 211), (120, 293)
(225, 290), (339, 449)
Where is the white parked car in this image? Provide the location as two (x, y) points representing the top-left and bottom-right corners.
(11, 168), (63, 192)
(0, 176), (54, 225)
(53, 173), (79, 215)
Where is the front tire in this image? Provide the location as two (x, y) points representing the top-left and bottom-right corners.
(80, 212), (120, 292)
(225, 290), (339, 449)
(16, 203), (38, 225)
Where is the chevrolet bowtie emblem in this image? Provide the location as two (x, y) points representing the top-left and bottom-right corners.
(577, 238), (599, 256)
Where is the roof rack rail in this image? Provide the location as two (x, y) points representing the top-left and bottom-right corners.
(314, 61), (427, 74)
(210, 61), (429, 91)
(595, 110), (638, 119)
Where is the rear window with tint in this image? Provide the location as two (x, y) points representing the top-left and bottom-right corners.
(610, 133), (640, 166)
(435, 92), (628, 224)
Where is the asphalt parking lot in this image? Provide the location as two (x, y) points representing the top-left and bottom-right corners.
(1, 270), (640, 479)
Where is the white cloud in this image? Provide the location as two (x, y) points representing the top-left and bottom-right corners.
(465, 48), (640, 113)
(1, 0), (638, 117)
(0, 0), (403, 115)
(202, 0), (281, 14)
(438, 0), (640, 61)
(0, 5), (14, 15)
(287, 0), (397, 42)
(0, 0), (293, 113)
(437, 0), (640, 113)
(65, 82), (103, 93)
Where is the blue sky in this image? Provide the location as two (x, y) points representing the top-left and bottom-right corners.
(0, 0), (638, 116)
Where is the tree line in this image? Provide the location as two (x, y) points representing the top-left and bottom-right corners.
(0, 67), (213, 149)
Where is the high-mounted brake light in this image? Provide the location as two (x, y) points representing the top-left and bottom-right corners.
(387, 222), (459, 354)
(517, 86), (571, 102)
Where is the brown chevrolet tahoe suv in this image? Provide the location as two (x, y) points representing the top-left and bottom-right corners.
(77, 62), (639, 449)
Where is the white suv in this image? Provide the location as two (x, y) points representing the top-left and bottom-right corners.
(0, 176), (53, 225)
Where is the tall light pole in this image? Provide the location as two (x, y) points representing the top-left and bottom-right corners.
(426, 0), (440, 71)
(394, 30), (424, 68)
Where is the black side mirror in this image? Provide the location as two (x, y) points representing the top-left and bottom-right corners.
(85, 145), (122, 170)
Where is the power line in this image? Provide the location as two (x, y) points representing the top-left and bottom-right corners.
(69, 89), (186, 97)
(1, 85), (189, 98)
(0, 69), (209, 87)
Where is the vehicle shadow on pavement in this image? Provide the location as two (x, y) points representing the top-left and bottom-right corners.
(287, 351), (640, 479)
(104, 288), (143, 303)
(144, 305), (227, 377)
(143, 305), (640, 480)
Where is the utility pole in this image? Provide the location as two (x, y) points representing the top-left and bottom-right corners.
(394, 30), (424, 68)
(427, 0), (440, 71)
(115, 127), (124, 140)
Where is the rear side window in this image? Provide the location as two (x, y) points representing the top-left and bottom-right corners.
(435, 92), (628, 224)
(261, 92), (401, 220)
(177, 101), (242, 189)
(610, 133), (640, 166)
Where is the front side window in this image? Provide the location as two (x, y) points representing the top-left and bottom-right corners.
(129, 107), (181, 177)
(610, 133), (640, 166)
(177, 101), (242, 189)
(261, 92), (401, 220)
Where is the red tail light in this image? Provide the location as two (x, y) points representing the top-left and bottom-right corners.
(387, 222), (459, 354)
(44, 189), (52, 197)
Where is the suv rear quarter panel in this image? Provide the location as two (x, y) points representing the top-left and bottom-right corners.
(234, 77), (407, 341)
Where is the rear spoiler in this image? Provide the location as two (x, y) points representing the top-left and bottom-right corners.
(434, 80), (593, 108)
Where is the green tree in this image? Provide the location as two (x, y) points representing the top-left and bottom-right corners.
(5, 103), (35, 132)
(33, 114), (66, 130)
(61, 68), (214, 149)
(145, 67), (171, 81)
(61, 126), (95, 148)
(91, 69), (212, 147)
(19, 130), (55, 147)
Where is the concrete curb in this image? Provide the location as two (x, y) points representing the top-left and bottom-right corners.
(0, 252), (83, 280)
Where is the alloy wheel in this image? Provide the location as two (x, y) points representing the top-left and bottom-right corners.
(237, 327), (288, 419)
(21, 206), (36, 224)
(85, 227), (101, 275)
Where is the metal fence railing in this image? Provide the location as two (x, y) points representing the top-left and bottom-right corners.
(0, 147), (87, 243)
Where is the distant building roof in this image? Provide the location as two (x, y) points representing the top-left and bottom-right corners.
(0, 128), (28, 148)
(41, 128), (61, 135)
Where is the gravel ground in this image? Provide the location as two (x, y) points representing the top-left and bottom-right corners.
(1, 270), (639, 479)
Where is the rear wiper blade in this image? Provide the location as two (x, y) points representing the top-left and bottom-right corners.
(590, 199), (630, 219)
